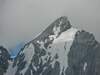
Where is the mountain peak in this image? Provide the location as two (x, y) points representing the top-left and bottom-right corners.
(0, 46), (12, 60)
(57, 16), (68, 21)
(3, 16), (100, 75)
(32, 16), (71, 43)
(53, 16), (71, 28)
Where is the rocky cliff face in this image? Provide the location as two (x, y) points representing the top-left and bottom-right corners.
(1, 16), (100, 75)
(0, 46), (12, 75)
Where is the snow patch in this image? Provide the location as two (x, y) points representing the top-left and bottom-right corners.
(20, 43), (35, 75)
(31, 70), (33, 75)
(53, 27), (78, 43)
(38, 27), (78, 75)
(4, 60), (14, 75)
(0, 50), (1, 53)
(37, 40), (46, 49)
(48, 27), (78, 75)
(32, 62), (37, 71)
(83, 62), (87, 71)
(53, 25), (60, 36)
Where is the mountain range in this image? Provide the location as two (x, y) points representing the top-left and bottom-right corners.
(0, 16), (100, 75)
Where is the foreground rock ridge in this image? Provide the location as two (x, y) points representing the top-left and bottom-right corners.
(0, 46), (12, 75)
(0, 16), (100, 75)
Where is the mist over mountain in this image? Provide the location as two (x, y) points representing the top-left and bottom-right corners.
(0, 0), (100, 51)
(0, 16), (100, 75)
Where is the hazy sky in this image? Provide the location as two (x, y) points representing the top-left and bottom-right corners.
(0, 0), (100, 55)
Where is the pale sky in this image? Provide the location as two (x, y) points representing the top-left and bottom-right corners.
(0, 0), (100, 55)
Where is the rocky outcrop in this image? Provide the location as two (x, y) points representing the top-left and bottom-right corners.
(0, 46), (12, 75)
(66, 30), (100, 75)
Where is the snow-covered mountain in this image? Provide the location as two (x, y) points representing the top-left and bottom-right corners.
(1, 16), (100, 75)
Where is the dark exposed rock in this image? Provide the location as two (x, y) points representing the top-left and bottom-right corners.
(31, 16), (71, 44)
(66, 30), (100, 75)
(0, 46), (12, 75)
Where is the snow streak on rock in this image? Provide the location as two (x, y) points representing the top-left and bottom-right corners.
(83, 62), (87, 71)
(19, 43), (35, 75)
(4, 60), (13, 75)
(37, 27), (78, 75)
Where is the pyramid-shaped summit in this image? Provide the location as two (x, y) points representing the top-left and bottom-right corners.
(3, 16), (100, 75)
(32, 16), (72, 43)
